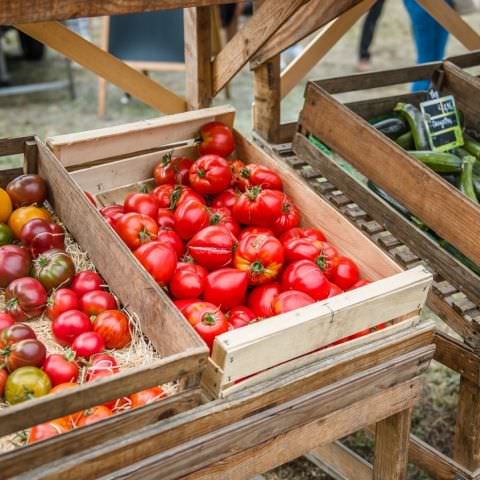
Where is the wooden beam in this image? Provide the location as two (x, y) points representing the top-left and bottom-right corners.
(251, 0), (363, 68)
(1, 0), (243, 24)
(211, 0), (307, 95)
(16, 21), (186, 114)
(415, 0), (480, 50)
(281, 0), (375, 99)
(184, 7), (213, 109)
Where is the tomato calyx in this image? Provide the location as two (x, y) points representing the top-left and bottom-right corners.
(169, 186), (183, 210)
(202, 312), (218, 325)
(251, 261), (265, 274)
(161, 152), (172, 166)
(197, 168), (206, 178)
(63, 348), (76, 363)
(139, 228), (154, 243)
(245, 186), (262, 201)
(209, 212), (221, 225)
(239, 168), (250, 180)
(315, 255), (327, 270)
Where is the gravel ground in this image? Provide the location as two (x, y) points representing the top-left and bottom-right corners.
(0, 2), (477, 478)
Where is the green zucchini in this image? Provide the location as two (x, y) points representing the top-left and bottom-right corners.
(473, 174), (480, 198)
(395, 131), (414, 150)
(371, 117), (408, 139)
(440, 173), (461, 188)
(394, 103), (429, 150)
(408, 151), (463, 173)
(367, 112), (401, 125)
(460, 156), (479, 203)
(464, 136), (480, 157)
(367, 180), (411, 218)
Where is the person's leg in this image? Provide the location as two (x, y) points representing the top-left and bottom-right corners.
(358, 0), (386, 61)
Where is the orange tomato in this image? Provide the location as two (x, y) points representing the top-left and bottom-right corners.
(28, 418), (71, 444)
(77, 405), (113, 427)
(0, 188), (12, 223)
(130, 386), (166, 408)
(8, 206), (51, 239)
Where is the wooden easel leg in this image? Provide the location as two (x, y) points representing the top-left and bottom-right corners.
(184, 7), (213, 110)
(373, 408), (412, 480)
(453, 377), (480, 470)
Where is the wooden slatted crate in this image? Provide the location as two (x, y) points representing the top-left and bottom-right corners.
(45, 105), (433, 399)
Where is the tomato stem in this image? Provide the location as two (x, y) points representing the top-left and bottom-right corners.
(202, 312), (217, 326)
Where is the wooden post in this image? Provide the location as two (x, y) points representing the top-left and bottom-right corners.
(453, 377), (480, 470)
(184, 7), (213, 110)
(373, 408), (412, 480)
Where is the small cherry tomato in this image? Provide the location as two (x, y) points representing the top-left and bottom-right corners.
(46, 288), (80, 321)
(247, 282), (282, 318)
(71, 332), (105, 358)
(203, 268), (248, 312)
(130, 386), (166, 408)
(123, 192), (159, 218)
(52, 310), (92, 346)
(169, 262), (207, 300)
(332, 256), (360, 290)
(134, 241), (177, 286)
(189, 155), (232, 195)
(80, 290), (118, 316)
(93, 310), (131, 349)
(198, 121), (235, 158)
(282, 260), (330, 301)
(272, 290), (315, 315)
(43, 351), (79, 386)
(76, 405), (113, 427)
(71, 271), (103, 298)
(153, 154), (193, 186)
(5, 276), (47, 321)
(0, 323), (36, 349)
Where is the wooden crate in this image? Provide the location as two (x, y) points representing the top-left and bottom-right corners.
(0, 137), (207, 447)
(45, 105), (433, 399)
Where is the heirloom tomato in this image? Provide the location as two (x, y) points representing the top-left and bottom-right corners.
(174, 299), (199, 315)
(0, 223), (14, 245)
(0, 312), (15, 331)
(134, 241), (177, 286)
(0, 188), (12, 223)
(210, 189), (239, 210)
(130, 386), (165, 408)
(282, 260), (330, 301)
(247, 282), (282, 318)
(46, 288), (80, 320)
(115, 212), (158, 250)
(93, 310), (131, 349)
(328, 283), (344, 298)
(89, 352), (118, 373)
(187, 226), (237, 271)
(208, 207), (240, 237)
(198, 121), (235, 158)
(189, 155), (232, 195)
(0, 323), (36, 348)
(157, 229), (184, 257)
(229, 159), (248, 190)
(349, 279), (370, 290)
(238, 227), (273, 241)
(234, 233), (284, 285)
(189, 306), (228, 349)
(43, 352), (79, 386)
(271, 192), (300, 235)
(3, 339), (46, 372)
(100, 204), (124, 228)
(232, 187), (282, 226)
(153, 184), (205, 210)
(32, 249), (75, 291)
(77, 405), (113, 427)
(20, 218), (65, 257)
(80, 290), (117, 316)
(5, 277), (47, 321)
(279, 227), (326, 244)
(174, 200), (209, 240)
(157, 208), (176, 229)
(331, 256), (359, 290)
(0, 244), (31, 288)
(28, 419), (71, 444)
(4, 366), (51, 404)
(203, 268), (248, 312)
(153, 154), (193, 186)
(72, 332), (105, 358)
(52, 309), (92, 346)
(0, 368), (7, 397)
(227, 306), (256, 330)
(169, 263), (207, 300)
(6, 174), (47, 208)
(71, 270), (103, 298)
(234, 164), (283, 191)
(272, 290), (315, 315)
(123, 192), (159, 218)
(8, 206), (51, 239)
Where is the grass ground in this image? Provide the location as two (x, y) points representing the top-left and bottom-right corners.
(0, 2), (477, 478)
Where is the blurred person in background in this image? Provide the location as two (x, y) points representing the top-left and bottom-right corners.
(357, 0), (386, 72)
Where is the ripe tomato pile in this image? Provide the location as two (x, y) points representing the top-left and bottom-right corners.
(100, 122), (381, 351)
(0, 175), (165, 445)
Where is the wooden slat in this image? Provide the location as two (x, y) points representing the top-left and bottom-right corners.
(47, 105), (235, 167)
(280, 0), (375, 99)
(251, 0), (362, 68)
(0, 167), (24, 188)
(0, 0), (242, 24)
(300, 82), (480, 265)
(212, 0), (306, 95)
(16, 22), (186, 115)
(0, 135), (35, 156)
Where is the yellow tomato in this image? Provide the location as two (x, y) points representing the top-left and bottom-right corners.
(8, 206), (51, 239)
(0, 188), (12, 223)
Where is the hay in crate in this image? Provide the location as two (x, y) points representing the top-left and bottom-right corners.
(0, 203), (177, 452)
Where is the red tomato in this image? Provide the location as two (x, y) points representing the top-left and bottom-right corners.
(328, 283), (344, 298)
(153, 154), (193, 186)
(187, 226), (237, 271)
(174, 299), (199, 316)
(199, 121), (235, 158)
(115, 213), (158, 250)
(174, 200), (209, 240)
(238, 227), (274, 242)
(100, 205), (124, 228)
(203, 268), (248, 312)
(77, 405), (113, 427)
(189, 155), (232, 195)
(93, 310), (131, 349)
(349, 279), (370, 290)
(153, 184), (205, 210)
(284, 239), (339, 280)
(157, 208), (176, 229)
(0, 312), (15, 331)
(43, 352), (79, 386)
(5, 277), (47, 321)
(188, 305), (228, 349)
(123, 193), (159, 219)
(234, 233), (284, 285)
(227, 306), (256, 329)
(20, 219), (65, 257)
(157, 229), (184, 257)
(169, 262), (207, 300)
(0, 245), (31, 288)
(46, 288), (80, 321)
(282, 260), (330, 301)
(232, 187), (283, 227)
(130, 386), (165, 408)
(81, 290), (117, 317)
(210, 189), (239, 210)
(272, 290), (315, 315)
(209, 207), (240, 237)
(332, 256), (359, 290)
(235, 164), (283, 191)
(229, 159), (249, 191)
(71, 271), (103, 298)
(348, 328), (371, 341)
(271, 193), (300, 235)
(3, 339), (46, 372)
(28, 419), (71, 444)
(52, 310), (92, 346)
(247, 282), (282, 318)
(72, 332), (105, 358)
(0, 368), (7, 397)
(134, 241), (177, 286)
(86, 353), (119, 382)
(0, 323), (36, 348)
(279, 227), (326, 244)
